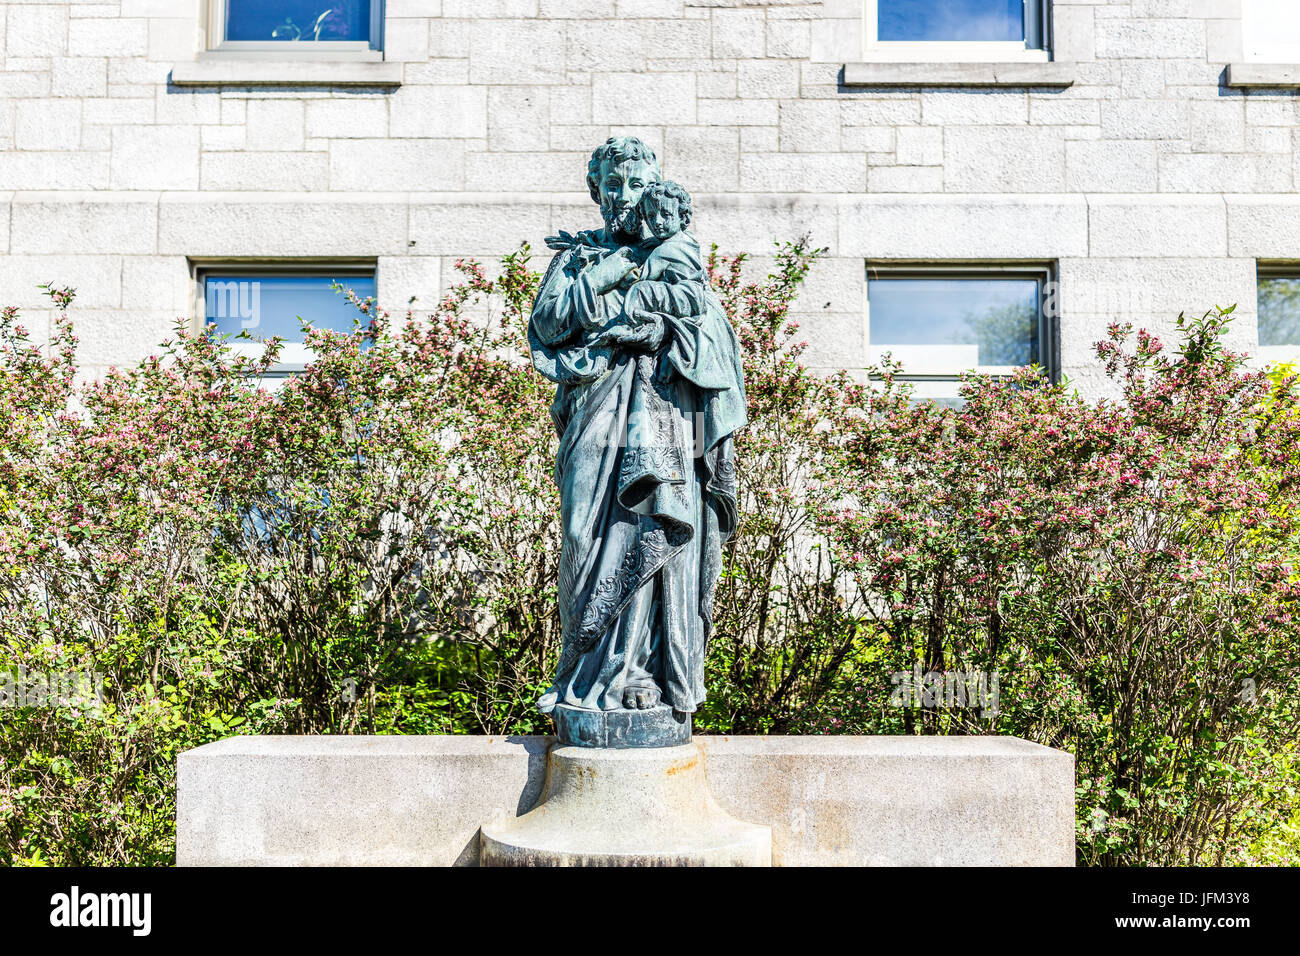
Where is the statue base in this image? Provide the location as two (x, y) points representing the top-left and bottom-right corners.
(552, 702), (691, 748)
(479, 743), (771, 866)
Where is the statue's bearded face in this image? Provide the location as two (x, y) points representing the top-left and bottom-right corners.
(596, 158), (659, 242)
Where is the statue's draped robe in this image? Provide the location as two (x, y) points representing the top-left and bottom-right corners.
(529, 228), (746, 714)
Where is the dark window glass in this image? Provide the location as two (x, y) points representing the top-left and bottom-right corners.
(868, 277), (1040, 369)
(879, 0), (1025, 43)
(205, 274), (374, 342)
(226, 1), (371, 42)
(1259, 277), (1300, 347)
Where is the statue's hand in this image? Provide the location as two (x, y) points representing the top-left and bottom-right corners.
(588, 247), (640, 294)
(544, 230), (579, 250)
(596, 315), (665, 352)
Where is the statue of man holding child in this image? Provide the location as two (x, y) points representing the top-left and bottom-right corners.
(528, 136), (747, 745)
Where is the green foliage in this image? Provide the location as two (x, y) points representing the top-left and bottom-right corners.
(2, 246), (1297, 867)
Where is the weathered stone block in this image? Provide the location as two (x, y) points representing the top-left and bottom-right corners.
(592, 72), (696, 125)
(463, 151), (587, 191)
(469, 21), (566, 85)
(111, 125), (199, 190)
(68, 17), (148, 57)
(52, 57), (107, 97)
(244, 100), (306, 151)
(662, 125), (740, 190)
(328, 139), (466, 190)
(921, 91), (1029, 127)
(480, 743), (770, 866)
(839, 195), (1089, 259)
(895, 126), (943, 166)
(487, 86), (550, 152)
(944, 126), (1066, 192)
(1101, 99), (1189, 140)
(1057, 256), (1256, 325)
(5, 4), (68, 58)
(867, 164), (944, 193)
(201, 152), (330, 191)
(0, 151), (109, 190)
(1095, 18), (1205, 59)
(15, 99), (81, 151)
(712, 9), (765, 60)
(778, 100), (841, 153)
(1227, 195), (1300, 257)
(700, 736), (1074, 866)
(566, 19), (645, 72)
(408, 195), (552, 254)
(11, 194), (159, 255)
(1159, 152), (1292, 194)
(389, 85), (488, 139)
(0, 254), (123, 309)
(158, 195), (409, 257)
(305, 97), (390, 140)
(176, 734), (1076, 867)
(376, 254), (442, 313)
(737, 60), (800, 99)
(1089, 195), (1227, 257)
(1066, 139), (1158, 192)
(121, 254), (193, 314)
(739, 153), (865, 192)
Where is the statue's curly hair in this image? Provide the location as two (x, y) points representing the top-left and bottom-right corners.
(586, 136), (661, 203)
(638, 180), (692, 230)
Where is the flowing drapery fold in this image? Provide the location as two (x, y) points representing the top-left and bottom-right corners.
(530, 232), (745, 713)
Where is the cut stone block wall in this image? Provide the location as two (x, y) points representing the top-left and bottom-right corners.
(0, 1), (1292, 390)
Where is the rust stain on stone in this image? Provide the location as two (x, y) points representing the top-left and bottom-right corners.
(665, 756), (699, 776)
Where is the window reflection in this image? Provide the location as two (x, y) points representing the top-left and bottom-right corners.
(878, 0), (1025, 43)
(1258, 277), (1300, 369)
(868, 277), (1040, 371)
(226, 1), (371, 43)
(204, 273), (376, 373)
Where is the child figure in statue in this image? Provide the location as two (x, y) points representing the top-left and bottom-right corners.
(593, 180), (709, 356)
(585, 181), (714, 594)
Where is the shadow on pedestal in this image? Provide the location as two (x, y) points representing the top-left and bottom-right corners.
(479, 742), (772, 866)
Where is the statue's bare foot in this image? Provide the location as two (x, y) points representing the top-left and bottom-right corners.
(622, 684), (661, 709)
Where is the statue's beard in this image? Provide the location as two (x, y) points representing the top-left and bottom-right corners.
(603, 204), (640, 241)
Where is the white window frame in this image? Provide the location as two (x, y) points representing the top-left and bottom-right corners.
(864, 262), (1058, 396)
(1242, 0), (1300, 63)
(862, 0), (1051, 63)
(204, 0), (385, 61)
(194, 260), (379, 378)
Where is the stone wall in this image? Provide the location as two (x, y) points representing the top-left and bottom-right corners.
(0, 0), (1293, 393)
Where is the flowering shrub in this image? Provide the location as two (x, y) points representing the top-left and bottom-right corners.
(808, 308), (1300, 865)
(2, 243), (1297, 866)
(1, 254), (559, 864)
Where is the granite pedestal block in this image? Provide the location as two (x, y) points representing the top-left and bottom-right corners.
(177, 735), (1075, 866)
(480, 743), (771, 865)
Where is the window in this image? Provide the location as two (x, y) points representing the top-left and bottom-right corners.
(1257, 268), (1300, 365)
(199, 266), (377, 377)
(864, 0), (1050, 62)
(866, 265), (1054, 407)
(208, 1), (384, 56)
(1242, 0), (1300, 63)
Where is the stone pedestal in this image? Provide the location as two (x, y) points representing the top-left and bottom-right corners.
(176, 735), (1075, 866)
(479, 743), (771, 866)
